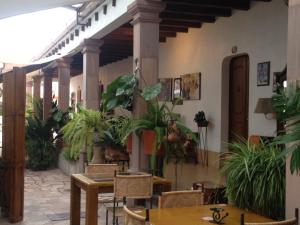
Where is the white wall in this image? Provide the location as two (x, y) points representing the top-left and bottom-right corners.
(70, 0), (287, 153)
(159, 0), (287, 152)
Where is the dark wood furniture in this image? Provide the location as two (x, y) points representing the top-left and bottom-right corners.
(193, 181), (227, 204)
(70, 173), (171, 225)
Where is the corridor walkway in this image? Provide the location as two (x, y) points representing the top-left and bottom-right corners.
(0, 169), (107, 225)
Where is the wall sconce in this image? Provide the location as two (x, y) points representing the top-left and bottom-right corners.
(0, 62), (5, 74)
(254, 98), (275, 119)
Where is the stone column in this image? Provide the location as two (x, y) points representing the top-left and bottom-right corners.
(128, 0), (165, 171)
(286, 0), (300, 218)
(42, 69), (53, 120)
(32, 75), (42, 116)
(57, 58), (72, 110)
(26, 81), (33, 96)
(32, 75), (41, 100)
(81, 39), (102, 110)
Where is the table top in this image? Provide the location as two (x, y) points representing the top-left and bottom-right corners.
(146, 205), (273, 225)
(71, 173), (171, 187)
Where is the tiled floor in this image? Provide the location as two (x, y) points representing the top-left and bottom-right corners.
(0, 169), (109, 225)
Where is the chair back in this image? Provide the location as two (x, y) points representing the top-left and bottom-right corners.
(241, 208), (299, 225)
(114, 173), (153, 200)
(123, 205), (149, 225)
(85, 164), (119, 176)
(158, 190), (204, 208)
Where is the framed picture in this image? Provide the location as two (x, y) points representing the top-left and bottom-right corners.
(159, 78), (172, 101)
(257, 62), (270, 86)
(181, 73), (201, 100)
(173, 78), (182, 100)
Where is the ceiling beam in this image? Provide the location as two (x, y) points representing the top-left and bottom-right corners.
(160, 12), (216, 23)
(163, 0), (250, 10)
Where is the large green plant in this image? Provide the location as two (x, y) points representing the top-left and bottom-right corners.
(26, 116), (57, 170)
(272, 86), (300, 174)
(61, 107), (107, 161)
(221, 140), (285, 220)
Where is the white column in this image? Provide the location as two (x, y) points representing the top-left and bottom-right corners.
(286, 0), (300, 218)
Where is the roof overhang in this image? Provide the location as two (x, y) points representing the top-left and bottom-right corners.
(0, 0), (94, 20)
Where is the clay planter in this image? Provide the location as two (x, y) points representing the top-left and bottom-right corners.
(126, 134), (133, 154)
(142, 130), (164, 156)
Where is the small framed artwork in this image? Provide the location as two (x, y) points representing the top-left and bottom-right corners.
(257, 62), (270, 86)
(173, 78), (182, 100)
(181, 73), (201, 100)
(159, 78), (173, 101)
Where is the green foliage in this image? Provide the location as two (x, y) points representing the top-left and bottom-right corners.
(26, 116), (57, 170)
(141, 83), (162, 101)
(102, 75), (138, 111)
(221, 140), (285, 220)
(272, 86), (300, 174)
(61, 107), (107, 161)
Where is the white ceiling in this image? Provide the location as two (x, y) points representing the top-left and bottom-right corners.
(0, 0), (93, 19)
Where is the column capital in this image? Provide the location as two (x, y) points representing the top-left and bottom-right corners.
(56, 57), (73, 69)
(81, 39), (103, 55)
(128, 0), (165, 25)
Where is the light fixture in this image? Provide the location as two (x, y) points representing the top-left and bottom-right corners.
(0, 62), (5, 74)
(254, 98), (275, 119)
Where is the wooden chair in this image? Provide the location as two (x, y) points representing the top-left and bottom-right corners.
(241, 208), (299, 225)
(85, 164), (119, 204)
(105, 172), (153, 225)
(158, 190), (204, 208)
(85, 163), (119, 175)
(123, 205), (150, 225)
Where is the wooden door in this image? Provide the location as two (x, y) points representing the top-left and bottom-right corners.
(229, 55), (249, 142)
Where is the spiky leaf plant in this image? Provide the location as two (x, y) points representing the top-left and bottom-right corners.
(221, 140), (285, 220)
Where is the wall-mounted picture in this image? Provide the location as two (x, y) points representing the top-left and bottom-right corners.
(257, 61), (270, 86)
(181, 73), (201, 100)
(173, 78), (182, 100)
(159, 78), (172, 101)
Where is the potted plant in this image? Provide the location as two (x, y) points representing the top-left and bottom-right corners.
(194, 111), (209, 127)
(221, 139), (285, 220)
(61, 107), (107, 163)
(272, 84), (300, 174)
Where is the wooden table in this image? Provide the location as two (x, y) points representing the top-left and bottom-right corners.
(70, 173), (172, 225)
(147, 205), (274, 225)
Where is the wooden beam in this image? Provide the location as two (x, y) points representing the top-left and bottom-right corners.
(160, 12), (216, 23)
(163, 0), (250, 10)
(161, 20), (202, 28)
(165, 4), (232, 17)
(160, 25), (189, 33)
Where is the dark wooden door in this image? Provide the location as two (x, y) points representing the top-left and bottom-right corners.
(229, 55), (249, 142)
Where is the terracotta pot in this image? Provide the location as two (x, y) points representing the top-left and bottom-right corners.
(91, 146), (105, 164)
(105, 147), (129, 161)
(142, 130), (164, 156)
(167, 132), (180, 142)
(126, 134), (133, 154)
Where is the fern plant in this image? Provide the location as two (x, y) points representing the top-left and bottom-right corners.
(61, 108), (107, 161)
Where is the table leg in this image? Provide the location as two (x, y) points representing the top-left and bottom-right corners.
(86, 187), (98, 225)
(70, 178), (81, 225)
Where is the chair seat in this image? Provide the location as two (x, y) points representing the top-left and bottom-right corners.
(98, 193), (115, 203)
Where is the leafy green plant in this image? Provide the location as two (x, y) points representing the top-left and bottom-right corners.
(221, 140), (285, 220)
(272, 86), (300, 174)
(102, 75), (137, 111)
(61, 107), (107, 161)
(26, 116), (57, 170)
